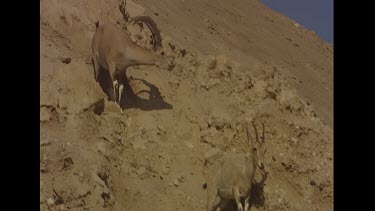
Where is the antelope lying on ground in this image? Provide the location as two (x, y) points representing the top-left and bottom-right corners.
(91, 17), (167, 110)
(204, 122), (268, 211)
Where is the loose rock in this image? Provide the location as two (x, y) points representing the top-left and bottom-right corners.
(40, 107), (51, 122)
(173, 179), (179, 187)
(47, 197), (55, 206)
(204, 148), (221, 162)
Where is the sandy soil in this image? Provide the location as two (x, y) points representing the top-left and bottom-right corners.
(40, 0), (333, 210)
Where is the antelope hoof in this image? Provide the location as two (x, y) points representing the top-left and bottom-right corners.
(116, 102), (123, 114)
(238, 204), (244, 211)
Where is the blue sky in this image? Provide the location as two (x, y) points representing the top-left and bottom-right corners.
(260, 0), (333, 44)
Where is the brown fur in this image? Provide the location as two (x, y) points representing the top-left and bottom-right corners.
(91, 21), (166, 104)
(205, 122), (267, 211)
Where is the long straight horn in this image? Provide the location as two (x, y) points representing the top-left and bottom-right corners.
(245, 126), (253, 144)
(251, 121), (259, 142)
(262, 123), (265, 143)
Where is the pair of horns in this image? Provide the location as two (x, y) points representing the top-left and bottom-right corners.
(129, 16), (162, 52)
(118, 1), (162, 52)
(246, 121), (265, 144)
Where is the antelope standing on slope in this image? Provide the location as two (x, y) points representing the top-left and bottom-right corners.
(91, 17), (167, 110)
(204, 122), (268, 211)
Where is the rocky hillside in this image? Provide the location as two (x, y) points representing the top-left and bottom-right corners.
(40, 0), (333, 210)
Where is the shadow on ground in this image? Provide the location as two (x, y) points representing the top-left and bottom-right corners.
(221, 178), (266, 211)
(97, 67), (173, 111)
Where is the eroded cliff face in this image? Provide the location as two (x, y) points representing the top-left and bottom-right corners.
(40, 0), (333, 210)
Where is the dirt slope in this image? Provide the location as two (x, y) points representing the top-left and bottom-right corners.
(40, 0), (333, 210)
(137, 0), (333, 127)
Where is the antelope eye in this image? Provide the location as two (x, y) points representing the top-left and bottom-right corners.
(253, 148), (257, 151)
